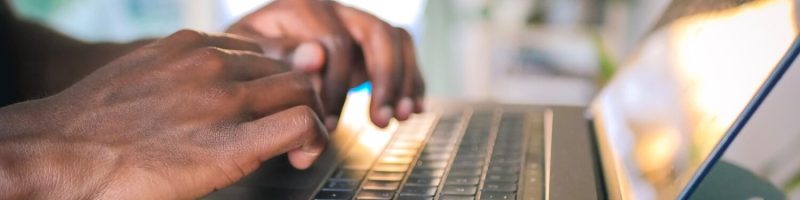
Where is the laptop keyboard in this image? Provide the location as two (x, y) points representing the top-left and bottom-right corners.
(314, 110), (542, 200)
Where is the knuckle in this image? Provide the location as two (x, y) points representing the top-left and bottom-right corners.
(293, 105), (319, 133)
(395, 27), (412, 38)
(171, 29), (206, 44)
(319, 34), (354, 51)
(192, 47), (229, 71)
(224, 83), (248, 102)
(364, 18), (393, 36)
(288, 71), (315, 95)
(206, 85), (239, 105)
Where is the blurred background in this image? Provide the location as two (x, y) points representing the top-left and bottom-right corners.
(8, 0), (671, 105)
(8, 0), (800, 198)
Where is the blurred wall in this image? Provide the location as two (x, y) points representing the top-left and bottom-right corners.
(9, 0), (424, 42)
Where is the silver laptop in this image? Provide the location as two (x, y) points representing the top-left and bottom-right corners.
(206, 0), (799, 199)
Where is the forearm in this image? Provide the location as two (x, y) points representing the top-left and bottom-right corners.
(10, 19), (153, 98)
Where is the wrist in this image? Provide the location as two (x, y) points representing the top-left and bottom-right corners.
(0, 98), (112, 199)
(0, 99), (54, 138)
(0, 99), (54, 199)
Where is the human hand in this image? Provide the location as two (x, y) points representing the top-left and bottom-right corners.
(227, 0), (426, 129)
(0, 30), (327, 199)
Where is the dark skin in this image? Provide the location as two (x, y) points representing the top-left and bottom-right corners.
(9, 0), (425, 128)
(228, 0), (426, 128)
(0, 0), (424, 199)
(0, 30), (328, 199)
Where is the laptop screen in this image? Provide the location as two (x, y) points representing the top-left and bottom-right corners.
(590, 0), (798, 199)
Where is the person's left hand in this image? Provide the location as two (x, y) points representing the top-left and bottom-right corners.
(227, 0), (425, 129)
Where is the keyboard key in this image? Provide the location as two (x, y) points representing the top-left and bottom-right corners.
(454, 154), (485, 160)
(322, 179), (359, 191)
(489, 164), (519, 174)
(427, 140), (455, 146)
(362, 180), (400, 191)
(448, 168), (482, 176)
(315, 190), (354, 200)
(490, 157), (521, 164)
(409, 169), (445, 178)
(491, 152), (521, 158)
(457, 146), (487, 152)
(399, 186), (437, 196)
(373, 164), (409, 172)
(482, 183), (517, 192)
(356, 190), (395, 200)
(423, 146), (454, 153)
(480, 191), (516, 200)
(490, 159), (521, 166)
(454, 152), (484, 157)
(485, 173), (519, 182)
(414, 160), (448, 169)
(395, 135), (425, 142)
(445, 176), (480, 185)
(452, 157), (484, 163)
(405, 177), (441, 186)
(342, 157), (377, 170)
(368, 172), (405, 181)
(389, 141), (422, 149)
(451, 160), (483, 168)
(441, 185), (477, 195)
(419, 153), (449, 161)
(379, 155), (414, 164)
(397, 196), (433, 200)
(488, 162), (519, 167)
(439, 195), (475, 200)
(383, 148), (417, 156)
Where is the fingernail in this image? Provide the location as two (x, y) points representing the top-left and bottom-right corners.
(289, 148), (321, 170)
(292, 43), (323, 72)
(300, 143), (322, 156)
(379, 106), (394, 125)
(397, 97), (413, 119)
(324, 116), (339, 132)
(291, 50), (312, 71)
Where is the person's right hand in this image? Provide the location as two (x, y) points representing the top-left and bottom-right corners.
(0, 30), (327, 199)
(227, 0), (426, 129)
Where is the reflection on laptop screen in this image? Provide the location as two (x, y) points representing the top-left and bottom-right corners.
(590, 0), (797, 199)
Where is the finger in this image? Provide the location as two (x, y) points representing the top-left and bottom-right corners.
(229, 33), (327, 77)
(204, 33), (265, 54)
(161, 30), (264, 54)
(252, 39), (326, 74)
(393, 28), (415, 120)
(222, 50), (292, 80)
(331, 2), (405, 127)
(226, 14), (327, 72)
(306, 1), (355, 129)
(243, 71), (325, 120)
(179, 47), (290, 82)
(396, 28), (426, 114)
(236, 106), (328, 170)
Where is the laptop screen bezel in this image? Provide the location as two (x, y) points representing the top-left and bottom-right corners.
(587, 0), (800, 196)
(676, 36), (800, 198)
(588, 35), (800, 199)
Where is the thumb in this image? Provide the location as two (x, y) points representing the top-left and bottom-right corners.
(289, 42), (326, 73)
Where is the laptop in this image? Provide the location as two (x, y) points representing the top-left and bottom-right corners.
(206, 0), (799, 199)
